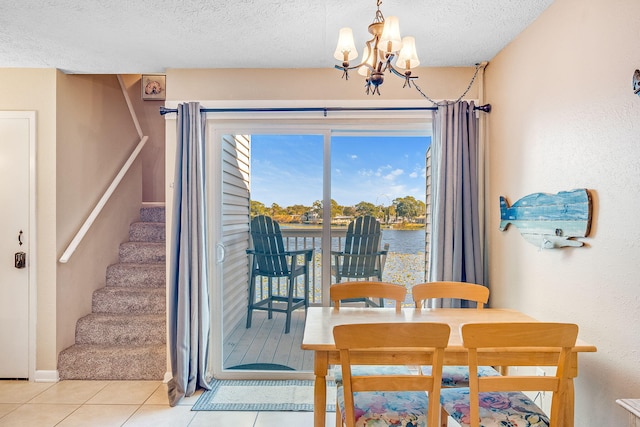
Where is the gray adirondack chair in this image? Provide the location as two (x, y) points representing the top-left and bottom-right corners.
(331, 215), (389, 307)
(246, 215), (313, 334)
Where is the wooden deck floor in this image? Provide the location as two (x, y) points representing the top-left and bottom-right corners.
(223, 309), (314, 372)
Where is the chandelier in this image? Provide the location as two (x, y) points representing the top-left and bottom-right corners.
(333, 0), (420, 95)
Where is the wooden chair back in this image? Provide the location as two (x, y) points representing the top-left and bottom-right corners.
(412, 281), (489, 309)
(333, 322), (451, 427)
(462, 322), (579, 427)
(330, 281), (406, 313)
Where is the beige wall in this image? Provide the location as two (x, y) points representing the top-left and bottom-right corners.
(0, 68), (58, 372)
(120, 75), (166, 202)
(165, 67), (479, 101)
(485, 0), (640, 424)
(56, 74), (142, 354)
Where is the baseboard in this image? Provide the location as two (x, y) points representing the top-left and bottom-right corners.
(163, 371), (172, 383)
(142, 202), (166, 207)
(34, 370), (59, 383)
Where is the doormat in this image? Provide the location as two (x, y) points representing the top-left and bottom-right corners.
(191, 379), (336, 412)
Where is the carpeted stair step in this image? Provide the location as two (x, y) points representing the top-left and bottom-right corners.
(75, 313), (166, 345)
(119, 241), (165, 263)
(58, 205), (167, 381)
(129, 221), (165, 242)
(92, 287), (165, 314)
(58, 344), (166, 380)
(106, 263), (165, 288)
(140, 206), (166, 223)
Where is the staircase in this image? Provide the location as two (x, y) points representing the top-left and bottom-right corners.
(58, 206), (167, 380)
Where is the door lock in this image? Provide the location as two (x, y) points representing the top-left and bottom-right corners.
(15, 252), (26, 269)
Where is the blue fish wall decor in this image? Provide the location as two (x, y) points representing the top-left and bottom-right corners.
(499, 189), (592, 249)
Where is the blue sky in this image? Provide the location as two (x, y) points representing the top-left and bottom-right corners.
(250, 134), (431, 208)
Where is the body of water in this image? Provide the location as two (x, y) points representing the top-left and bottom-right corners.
(381, 229), (425, 255)
(282, 226), (425, 255)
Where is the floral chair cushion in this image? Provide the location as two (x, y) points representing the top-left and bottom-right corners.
(332, 365), (412, 384)
(420, 365), (501, 387)
(440, 387), (550, 427)
(337, 385), (429, 427)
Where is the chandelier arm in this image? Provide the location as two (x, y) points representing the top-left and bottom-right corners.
(387, 64), (417, 80)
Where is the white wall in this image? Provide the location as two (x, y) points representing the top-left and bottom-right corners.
(0, 69), (58, 372)
(485, 0), (640, 424)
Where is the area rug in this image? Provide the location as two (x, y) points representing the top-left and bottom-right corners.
(192, 379), (336, 412)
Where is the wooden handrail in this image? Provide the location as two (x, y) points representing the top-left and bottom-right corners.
(59, 136), (148, 263)
(59, 75), (148, 263)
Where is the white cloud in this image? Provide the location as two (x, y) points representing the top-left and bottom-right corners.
(375, 164), (393, 177)
(384, 168), (404, 180)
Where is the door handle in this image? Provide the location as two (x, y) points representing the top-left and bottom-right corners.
(217, 243), (225, 263)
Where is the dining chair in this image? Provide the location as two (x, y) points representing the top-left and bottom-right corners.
(412, 281), (490, 310)
(333, 322), (451, 427)
(413, 282), (499, 382)
(440, 322), (579, 427)
(246, 215), (313, 334)
(413, 281), (499, 424)
(330, 281), (409, 388)
(330, 280), (407, 313)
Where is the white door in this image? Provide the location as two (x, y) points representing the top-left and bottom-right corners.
(0, 112), (34, 379)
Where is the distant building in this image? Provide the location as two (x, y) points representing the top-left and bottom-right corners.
(301, 211), (320, 223)
(332, 215), (353, 225)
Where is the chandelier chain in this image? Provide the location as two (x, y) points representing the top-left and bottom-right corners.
(412, 63), (481, 106)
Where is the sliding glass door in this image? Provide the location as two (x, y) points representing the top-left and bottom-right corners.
(208, 118), (431, 380)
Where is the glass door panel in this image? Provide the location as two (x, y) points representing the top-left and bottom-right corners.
(329, 135), (431, 305)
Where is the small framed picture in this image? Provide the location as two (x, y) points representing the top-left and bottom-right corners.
(141, 74), (166, 100)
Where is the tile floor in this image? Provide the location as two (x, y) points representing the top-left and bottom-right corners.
(0, 380), (337, 427)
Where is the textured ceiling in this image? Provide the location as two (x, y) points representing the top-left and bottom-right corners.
(0, 0), (554, 74)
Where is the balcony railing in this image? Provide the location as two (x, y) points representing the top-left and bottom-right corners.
(250, 227), (425, 306)
(280, 227), (345, 305)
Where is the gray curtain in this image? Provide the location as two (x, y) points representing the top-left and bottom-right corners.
(167, 102), (212, 406)
(428, 101), (484, 307)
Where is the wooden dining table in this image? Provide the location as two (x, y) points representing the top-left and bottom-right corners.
(301, 306), (597, 427)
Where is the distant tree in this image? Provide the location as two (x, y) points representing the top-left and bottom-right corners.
(331, 199), (343, 218)
(394, 196), (425, 221)
(355, 201), (377, 217)
(250, 200), (268, 217)
(286, 204), (308, 216)
(388, 204), (396, 219)
(312, 200), (323, 218)
(342, 206), (357, 217)
(377, 204), (390, 223)
(270, 203), (285, 216)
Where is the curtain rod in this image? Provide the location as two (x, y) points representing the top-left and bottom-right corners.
(159, 104), (491, 117)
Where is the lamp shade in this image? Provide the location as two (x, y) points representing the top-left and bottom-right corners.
(395, 36), (420, 69)
(334, 27), (358, 61)
(378, 16), (402, 53)
(357, 44), (375, 76)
